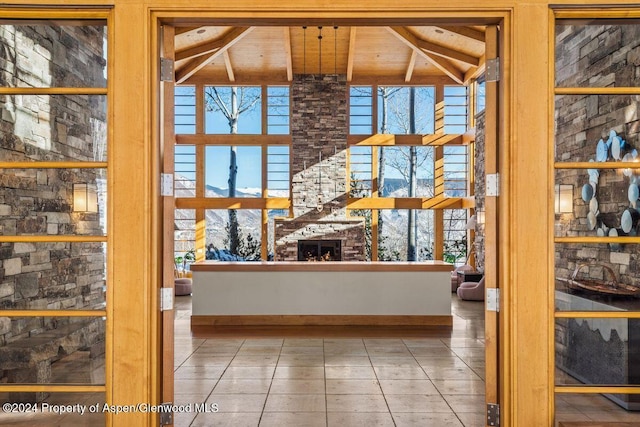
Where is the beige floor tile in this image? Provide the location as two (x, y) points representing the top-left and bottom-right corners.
(323, 348), (369, 356)
(326, 394), (389, 412)
(364, 338), (405, 346)
(328, 411), (395, 427)
(206, 393), (267, 412)
(402, 338), (448, 348)
(283, 338), (324, 347)
(368, 357), (420, 367)
(243, 338), (284, 346)
(175, 365), (225, 380)
(373, 366), (428, 380)
(193, 346), (241, 355)
(181, 354), (234, 367)
(379, 379), (439, 395)
(259, 411), (327, 427)
(173, 411), (197, 427)
(57, 412), (107, 427)
(276, 355), (324, 367)
(432, 379), (485, 395)
(393, 412), (464, 427)
(174, 379), (217, 395)
(324, 356), (372, 366)
(280, 346), (325, 355)
(230, 355), (279, 367)
(191, 411), (262, 427)
(442, 394), (486, 413)
(326, 379), (383, 394)
(202, 338), (245, 346)
(385, 394), (453, 413)
(408, 347), (456, 357)
(213, 379), (272, 394)
(269, 379), (326, 394)
(366, 347), (413, 357)
(426, 366), (481, 381)
(263, 394), (326, 412)
(324, 338), (364, 345)
(273, 366), (325, 379)
(455, 411), (486, 427)
(236, 346), (283, 355)
(325, 366), (377, 379)
(221, 366), (276, 379)
(174, 393), (216, 406)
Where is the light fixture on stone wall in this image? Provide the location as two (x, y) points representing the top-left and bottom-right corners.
(555, 184), (573, 214)
(317, 151), (323, 212)
(73, 183), (98, 213)
(477, 209), (485, 225)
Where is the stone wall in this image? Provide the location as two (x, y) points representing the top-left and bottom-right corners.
(554, 22), (640, 406)
(554, 22), (640, 288)
(275, 74), (365, 261)
(0, 24), (107, 347)
(473, 111), (485, 272)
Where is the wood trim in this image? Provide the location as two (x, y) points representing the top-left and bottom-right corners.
(416, 38), (480, 66)
(283, 27), (293, 81)
(348, 134), (466, 146)
(176, 134), (291, 145)
(347, 196), (475, 209)
(405, 50), (417, 82)
(347, 27), (357, 81)
(555, 87), (640, 95)
(555, 162), (640, 170)
(190, 260), (454, 272)
(435, 25), (485, 42)
(555, 311), (640, 319)
(176, 197), (291, 209)
(191, 314), (453, 326)
(555, 386), (640, 394)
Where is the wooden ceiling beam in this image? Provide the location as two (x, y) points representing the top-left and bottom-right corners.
(223, 50), (235, 82)
(434, 26), (485, 43)
(416, 38), (480, 67)
(346, 27), (357, 82)
(405, 50), (417, 83)
(175, 26), (251, 62)
(463, 53), (486, 84)
(175, 27), (253, 84)
(387, 26), (464, 85)
(284, 27), (293, 81)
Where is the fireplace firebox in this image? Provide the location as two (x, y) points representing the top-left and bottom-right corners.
(298, 240), (342, 261)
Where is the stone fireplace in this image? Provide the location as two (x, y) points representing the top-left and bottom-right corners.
(274, 74), (365, 261)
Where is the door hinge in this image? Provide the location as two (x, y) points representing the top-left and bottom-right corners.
(160, 57), (174, 82)
(486, 57), (500, 82)
(160, 287), (174, 312)
(486, 173), (500, 197)
(161, 173), (174, 196)
(487, 403), (500, 426)
(159, 403), (173, 425)
(486, 288), (500, 312)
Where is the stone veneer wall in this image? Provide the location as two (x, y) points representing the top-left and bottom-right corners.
(554, 23), (640, 287)
(473, 111), (486, 272)
(554, 23), (640, 406)
(274, 74), (365, 261)
(0, 24), (107, 347)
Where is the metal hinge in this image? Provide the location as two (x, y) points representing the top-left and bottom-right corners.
(486, 57), (500, 82)
(486, 288), (500, 312)
(486, 173), (500, 197)
(160, 288), (174, 312)
(487, 403), (500, 426)
(159, 403), (173, 425)
(161, 173), (174, 196)
(160, 57), (174, 82)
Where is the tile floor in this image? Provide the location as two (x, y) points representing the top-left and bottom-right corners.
(172, 297), (488, 427)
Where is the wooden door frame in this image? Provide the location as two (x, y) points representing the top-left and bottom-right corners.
(151, 6), (511, 425)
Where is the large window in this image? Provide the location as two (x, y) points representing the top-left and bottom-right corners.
(174, 85), (291, 260)
(347, 84), (472, 261)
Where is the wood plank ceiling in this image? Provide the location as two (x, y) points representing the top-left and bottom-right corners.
(174, 25), (486, 86)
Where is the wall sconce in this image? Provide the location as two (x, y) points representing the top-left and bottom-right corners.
(555, 184), (573, 214)
(73, 183), (98, 213)
(477, 210), (485, 225)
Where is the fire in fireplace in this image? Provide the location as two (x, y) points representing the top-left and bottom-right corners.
(298, 240), (342, 261)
